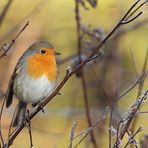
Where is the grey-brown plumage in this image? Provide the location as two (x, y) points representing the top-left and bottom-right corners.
(5, 41), (58, 127)
(5, 59), (27, 127)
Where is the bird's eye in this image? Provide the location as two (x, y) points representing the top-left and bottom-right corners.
(40, 50), (46, 54)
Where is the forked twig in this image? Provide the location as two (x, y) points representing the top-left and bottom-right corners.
(68, 113), (106, 148)
(74, 116), (106, 148)
(124, 127), (143, 148)
(68, 121), (77, 148)
(114, 90), (148, 147)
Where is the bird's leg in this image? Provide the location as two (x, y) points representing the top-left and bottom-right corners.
(25, 110), (33, 147)
(32, 101), (44, 113)
(38, 101), (45, 113)
(39, 101), (45, 113)
(24, 109), (31, 127)
(32, 102), (38, 107)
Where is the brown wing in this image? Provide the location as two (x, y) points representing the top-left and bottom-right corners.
(5, 64), (21, 108)
(5, 52), (25, 108)
(5, 71), (16, 108)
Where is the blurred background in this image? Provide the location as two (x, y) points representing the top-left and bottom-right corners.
(0, 0), (148, 147)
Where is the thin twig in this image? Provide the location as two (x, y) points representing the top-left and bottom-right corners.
(126, 130), (138, 148)
(98, 0), (143, 46)
(119, 90), (148, 141)
(124, 0), (148, 22)
(81, 72), (98, 147)
(114, 90), (148, 147)
(113, 18), (148, 41)
(68, 121), (77, 148)
(0, 21), (29, 58)
(115, 120), (123, 147)
(74, 116), (105, 148)
(129, 47), (148, 138)
(124, 127), (143, 148)
(115, 75), (141, 101)
(121, 11), (143, 24)
(121, 0), (141, 21)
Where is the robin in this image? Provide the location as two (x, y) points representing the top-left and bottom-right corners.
(5, 41), (60, 127)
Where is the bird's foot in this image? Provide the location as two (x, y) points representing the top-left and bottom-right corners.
(38, 101), (45, 113)
(32, 101), (45, 113)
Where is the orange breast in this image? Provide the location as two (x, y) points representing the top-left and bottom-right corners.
(27, 54), (57, 80)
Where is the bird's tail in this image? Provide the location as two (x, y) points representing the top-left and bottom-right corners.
(12, 101), (27, 127)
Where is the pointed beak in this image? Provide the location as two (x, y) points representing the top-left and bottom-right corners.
(54, 51), (61, 55)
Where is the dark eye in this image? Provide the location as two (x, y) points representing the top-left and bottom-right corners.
(40, 50), (46, 54)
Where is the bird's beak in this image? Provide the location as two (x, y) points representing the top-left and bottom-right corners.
(54, 51), (61, 55)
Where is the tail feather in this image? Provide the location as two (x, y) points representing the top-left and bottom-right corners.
(12, 101), (27, 127)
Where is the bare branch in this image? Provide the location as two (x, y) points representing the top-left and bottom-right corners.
(68, 121), (77, 148)
(129, 47), (148, 137)
(124, 0), (148, 21)
(114, 90), (148, 148)
(115, 75), (141, 101)
(74, 116), (105, 148)
(0, 21), (29, 58)
(116, 90), (148, 145)
(124, 127), (143, 148)
(121, 11), (143, 24)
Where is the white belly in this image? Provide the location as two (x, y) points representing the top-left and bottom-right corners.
(13, 74), (56, 103)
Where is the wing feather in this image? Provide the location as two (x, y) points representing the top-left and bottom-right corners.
(5, 73), (15, 107)
(5, 65), (20, 108)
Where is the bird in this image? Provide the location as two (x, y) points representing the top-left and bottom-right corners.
(5, 41), (60, 127)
